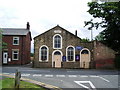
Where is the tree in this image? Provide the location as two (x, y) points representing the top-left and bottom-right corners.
(95, 32), (104, 41)
(81, 38), (90, 43)
(0, 28), (7, 49)
(84, 2), (120, 53)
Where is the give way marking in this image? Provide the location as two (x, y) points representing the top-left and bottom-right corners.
(74, 81), (96, 90)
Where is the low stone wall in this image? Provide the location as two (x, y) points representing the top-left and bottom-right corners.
(34, 62), (52, 68)
(62, 62), (80, 69)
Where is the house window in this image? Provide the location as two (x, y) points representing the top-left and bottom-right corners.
(53, 34), (62, 49)
(13, 37), (19, 45)
(12, 50), (19, 60)
(66, 46), (75, 61)
(39, 45), (49, 62)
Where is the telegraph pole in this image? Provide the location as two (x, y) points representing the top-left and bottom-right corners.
(91, 29), (93, 41)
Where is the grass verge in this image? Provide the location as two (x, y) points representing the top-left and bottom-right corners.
(0, 78), (46, 89)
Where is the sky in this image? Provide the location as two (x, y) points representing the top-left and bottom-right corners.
(0, 0), (103, 52)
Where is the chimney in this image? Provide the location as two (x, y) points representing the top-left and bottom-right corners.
(75, 30), (77, 36)
(26, 22), (30, 30)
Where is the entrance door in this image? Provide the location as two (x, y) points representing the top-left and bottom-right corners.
(53, 51), (61, 68)
(80, 49), (90, 68)
(3, 52), (8, 64)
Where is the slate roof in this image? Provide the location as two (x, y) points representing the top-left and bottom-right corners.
(1, 28), (29, 35)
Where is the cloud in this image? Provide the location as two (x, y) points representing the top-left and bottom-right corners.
(0, 0), (103, 53)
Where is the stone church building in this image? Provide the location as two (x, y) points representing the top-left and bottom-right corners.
(34, 25), (115, 69)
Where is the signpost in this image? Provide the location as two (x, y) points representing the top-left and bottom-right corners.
(15, 70), (21, 89)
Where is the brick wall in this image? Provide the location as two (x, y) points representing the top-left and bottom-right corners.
(93, 41), (115, 69)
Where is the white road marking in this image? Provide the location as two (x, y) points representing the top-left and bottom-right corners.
(45, 75), (53, 77)
(80, 75), (88, 77)
(21, 74), (30, 76)
(74, 81), (96, 90)
(3, 73), (10, 74)
(33, 74), (42, 77)
(56, 75), (65, 77)
(99, 76), (110, 82)
(89, 75), (99, 78)
(10, 73), (15, 76)
(68, 75), (77, 77)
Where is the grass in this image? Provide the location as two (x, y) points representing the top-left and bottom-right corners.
(0, 78), (46, 89)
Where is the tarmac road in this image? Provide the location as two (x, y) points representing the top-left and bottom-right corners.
(1, 66), (120, 90)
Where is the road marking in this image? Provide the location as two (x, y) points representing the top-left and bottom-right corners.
(68, 75), (77, 77)
(33, 74), (42, 77)
(80, 75), (88, 77)
(21, 74), (30, 76)
(56, 75), (65, 77)
(99, 76), (110, 82)
(10, 73), (15, 76)
(74, 81), (96, 90)
(45, 75), (53, 77)
(89, 75), (99, 78)
(3, 73), (10, 74)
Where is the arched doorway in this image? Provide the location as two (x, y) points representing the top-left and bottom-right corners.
(52, 50), (62, 68)
(80, 48), (90, 68)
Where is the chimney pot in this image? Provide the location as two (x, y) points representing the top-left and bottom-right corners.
(75, 30), (77, 36)
(27, 22), (30, 30)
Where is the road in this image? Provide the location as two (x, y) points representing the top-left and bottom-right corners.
(1, 66), (120, 90)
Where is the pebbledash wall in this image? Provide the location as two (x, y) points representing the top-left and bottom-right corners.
(34, 25), (116, 69)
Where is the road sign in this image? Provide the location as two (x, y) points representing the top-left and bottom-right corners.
(74, 81), (96, 90)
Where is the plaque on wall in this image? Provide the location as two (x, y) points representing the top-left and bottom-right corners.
(75, 55), (80, 61)
(62, 56), (66, 62)
(54, 30), (61, 33)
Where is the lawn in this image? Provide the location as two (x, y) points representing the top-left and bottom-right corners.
(0, 78), (46, 90)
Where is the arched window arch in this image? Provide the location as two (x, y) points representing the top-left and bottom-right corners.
(66, 46), (75, 62)
(53, 34), (62, 49)
(39, 45), (49, 62)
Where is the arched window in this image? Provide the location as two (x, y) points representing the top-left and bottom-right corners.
(66, 46), (75, 61)
(81, 50), (89, 54)
(53, 34), (62, 49)
(39, 45), (49, 61)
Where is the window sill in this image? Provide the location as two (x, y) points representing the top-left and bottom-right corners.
(13, 44), (19, 45)
(12, 59), (19, 60)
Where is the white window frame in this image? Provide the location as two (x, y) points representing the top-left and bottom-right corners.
(66, 45), (75, 62)
(53, 34), (62, 49)
(13, 37), (19, 45)
(39, 45), (49, 62)
(12, 49), (19, 60)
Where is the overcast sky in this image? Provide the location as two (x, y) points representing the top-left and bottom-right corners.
(0, 0), (103, 52)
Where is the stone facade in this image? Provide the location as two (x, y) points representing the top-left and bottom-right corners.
(34, 25), (115, 69)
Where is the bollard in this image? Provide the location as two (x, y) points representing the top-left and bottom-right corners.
(15, 69), (21, 89)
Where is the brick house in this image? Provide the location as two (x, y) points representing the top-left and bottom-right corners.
(2, 22), (32, 65)
(34, 25), (116, 69)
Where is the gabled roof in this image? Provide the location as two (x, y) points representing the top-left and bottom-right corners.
(1, 28), (30, 35)
(34, 25), (81, 40)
